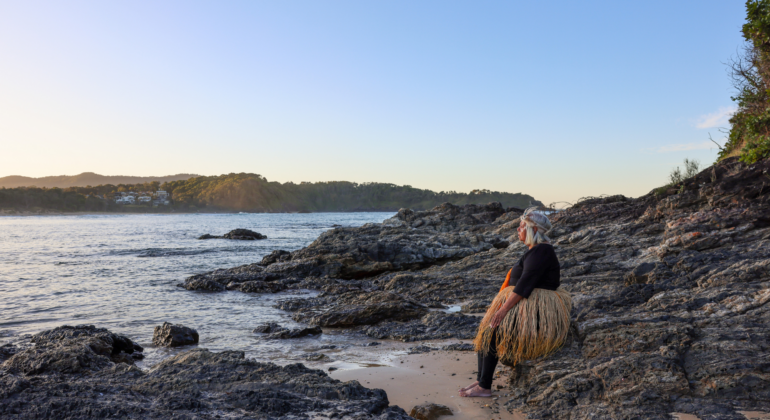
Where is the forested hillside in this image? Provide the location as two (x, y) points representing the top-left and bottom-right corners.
(0, 173), (540, 213)
(0, 172), (198, 188)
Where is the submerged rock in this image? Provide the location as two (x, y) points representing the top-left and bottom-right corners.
(152, 322), (199, 347)
(0, 326), (411, 419)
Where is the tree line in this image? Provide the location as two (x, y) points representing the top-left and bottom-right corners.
(721, 0), (770, 163)
(0, 173), (540, 213)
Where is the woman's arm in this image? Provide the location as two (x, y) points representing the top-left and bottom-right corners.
(490, 292), (523, 328)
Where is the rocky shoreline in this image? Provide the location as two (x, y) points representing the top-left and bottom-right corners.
(3, 156), (770, 419)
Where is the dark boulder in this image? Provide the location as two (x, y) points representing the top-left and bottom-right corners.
(222, 229), (267, 240)
(197, 229), (267, 240)
(4, 325), (142, 375)
(152, 323), (199, 347)
(409, 403), (453, 420)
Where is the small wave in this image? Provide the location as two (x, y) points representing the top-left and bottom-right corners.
(137, 248), (219, 258)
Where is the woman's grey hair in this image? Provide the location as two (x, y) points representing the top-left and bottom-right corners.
(521, 207), (552, 247)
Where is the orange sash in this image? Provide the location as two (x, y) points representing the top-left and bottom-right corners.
(499, 268), (512, 292)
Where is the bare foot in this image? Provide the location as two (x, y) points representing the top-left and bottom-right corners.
(458, 381), (479, 394)
(459, 385), (493, 398)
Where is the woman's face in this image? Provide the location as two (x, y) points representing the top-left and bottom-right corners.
(517, 220), (527, 243)
(517, 220), (536, 243)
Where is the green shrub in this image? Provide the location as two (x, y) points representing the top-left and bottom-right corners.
(669, 159), (700, 185)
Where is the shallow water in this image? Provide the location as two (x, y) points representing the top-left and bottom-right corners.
(0, 212), (397, 367)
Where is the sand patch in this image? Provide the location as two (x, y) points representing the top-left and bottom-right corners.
(330, 349), (525, 420)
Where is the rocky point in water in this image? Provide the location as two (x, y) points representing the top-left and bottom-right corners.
(176, 156), (770, 419)
(198, 228), (267, 240)
(0, 325), (410, 419)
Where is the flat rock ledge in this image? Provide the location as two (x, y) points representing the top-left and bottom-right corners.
(0, 325), (411, 419)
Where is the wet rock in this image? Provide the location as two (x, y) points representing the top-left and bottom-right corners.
(222, 229), (267, 240)
(232, 280), (286, 293)
(252, 323), (283, 333)
(259, 249), (292, 265)
(4, 325), (142, 375)
(460, 299), (490, 313)
(179, 263), (296, 292)
(198, 229), (267, 240)
(304, 352), (330, 361)
(0, 344), (17, 362)
(409, 402), (453, 420)
(407, 345), (433, 354)
(442, 343), (474, 351)
(177, 277), (226, 292)
(152, 322), (199, 347)
(266, 326), (323, 339)
(0, 326), (411, 419)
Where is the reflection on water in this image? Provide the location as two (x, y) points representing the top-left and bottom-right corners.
(0, 213), (394, 368)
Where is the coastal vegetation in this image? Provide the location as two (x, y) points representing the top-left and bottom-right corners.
(0, 172), (540, 213)
(721, 0), (770, 163)
(0, 172), (197, 189)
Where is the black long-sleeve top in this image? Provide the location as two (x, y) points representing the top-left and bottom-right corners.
(510, 243), (560, 298)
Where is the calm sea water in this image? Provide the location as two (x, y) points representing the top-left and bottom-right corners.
(0, 213), (398, 368)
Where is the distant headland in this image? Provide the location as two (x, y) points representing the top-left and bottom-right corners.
(0, 172), (541, 214)
(0, 172), (199, 189)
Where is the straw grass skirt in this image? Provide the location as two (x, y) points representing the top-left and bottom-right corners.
(473, 287), (572, 365)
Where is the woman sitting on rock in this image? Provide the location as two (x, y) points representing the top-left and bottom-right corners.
(460, 207), (572, 397)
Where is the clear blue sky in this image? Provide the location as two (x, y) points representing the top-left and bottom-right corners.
(0, 1), (747, 204)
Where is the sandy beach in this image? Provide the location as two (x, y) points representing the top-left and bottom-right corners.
(331, 348), (770, 420)
(331, 349), (526, 420)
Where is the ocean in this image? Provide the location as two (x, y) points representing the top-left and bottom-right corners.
(0, 212), (397, 368)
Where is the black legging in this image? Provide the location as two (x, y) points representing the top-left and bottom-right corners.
(477, 328), (498, 390)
